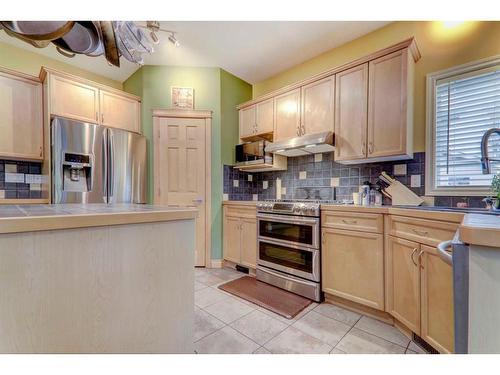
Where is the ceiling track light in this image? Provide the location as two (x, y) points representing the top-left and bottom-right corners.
(139, 21), (180, 47)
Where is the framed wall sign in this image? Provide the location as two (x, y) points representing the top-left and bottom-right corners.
(171, 87), (194, 109)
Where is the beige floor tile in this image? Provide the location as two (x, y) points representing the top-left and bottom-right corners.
(330, 347), (347, 354)
(264, 326), (332, 354)
(253, 346), (271, 354)
(195, 273), (225, 286)
(194, 326), (260, 354)
(204, 297), (255, 324)
(194, 307), (225, 342)
(336, 328), (406, 354)
(231, 310), (288, 345)
(195, 287), (229, 308)
(258, 302), (318, 325)
(354, 316), (410, 348)
(209, 267), (245, 281)
(195, 281), (208, 291)
(314, 303), (361, 326)
(408, 341), (427, 354)
(293, 311), (351, 346)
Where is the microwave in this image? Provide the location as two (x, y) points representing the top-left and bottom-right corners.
(235, 140), (273, 166)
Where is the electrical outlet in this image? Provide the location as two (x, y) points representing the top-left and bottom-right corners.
(223, 193), (229, 200)
(233, 180), (239, 188)
(263, 181), (268, 190)
(410, 174), (421, 188)
(393, 164), (407, 176)
(247, 174), (253, 182)
(330, 177), (340, 187)
(314, 153), (323, 162)
(299, 171), (307, 180)
(252, 194), (258, 201)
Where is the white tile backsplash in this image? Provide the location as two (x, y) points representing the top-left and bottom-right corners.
(263, 181), (268, 190)
(5, 173), (24, 183)
(233, 180), (239, 188)
(330, 177), (340, 187)
(30, 184), (41, 191)
(299, 171), (307, 180)
(393, 164), (407, 176)
(410, 175), (421, 188)
(252, 194), (258, 201)
(25, 174), (43, 184)
(5, 164), (17, 173)
(314, 154), (323, 162)
(247, 175), (253, 182)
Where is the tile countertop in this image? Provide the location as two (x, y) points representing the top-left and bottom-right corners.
(0, 203), (198, 234)
(459, 214), (500, 248)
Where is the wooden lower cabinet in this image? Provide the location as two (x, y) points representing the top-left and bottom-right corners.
(240, 217), (257, 269)
(223, 215), (242, 264)
(223, 206), (257, 269)
(322, 227), (384, 310)
(420, 244), (454, 353)
(385, 235), (421, 333)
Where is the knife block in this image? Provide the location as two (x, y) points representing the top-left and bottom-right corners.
(386, 181), (424, 206)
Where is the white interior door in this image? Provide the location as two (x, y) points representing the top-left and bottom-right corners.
(155, 117), (207, 266)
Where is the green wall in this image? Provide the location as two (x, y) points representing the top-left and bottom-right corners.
(0, 41), (123, 89)
(123, 66), (251, 260)
(220, 69), (253, 165)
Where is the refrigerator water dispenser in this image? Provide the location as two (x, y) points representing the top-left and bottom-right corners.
(62, 152), (92, 192)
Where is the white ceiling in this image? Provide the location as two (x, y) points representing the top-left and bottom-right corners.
(0, 21), (390, 84)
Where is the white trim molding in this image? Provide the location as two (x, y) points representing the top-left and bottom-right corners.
(425, 54), (500, 196)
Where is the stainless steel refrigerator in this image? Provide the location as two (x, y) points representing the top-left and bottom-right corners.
(52, 116), (147, 204)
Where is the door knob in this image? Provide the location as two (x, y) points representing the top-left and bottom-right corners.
(192, 198), (203, 204)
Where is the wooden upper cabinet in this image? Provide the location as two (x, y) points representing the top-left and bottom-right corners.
(368, 49), (411, 158)
(99, 89), (141, 133)
(239, 105), (256, 139)
(0, 69), (43, 160)
(256, 98), (274, 135)
(274, 88), (301, 141)
(301, 76), (334, 135)
(49, 74), (99, 123)
(420, 244), (454, 354)
(385, 235), (421, 334)
(334, 63), (368, 161)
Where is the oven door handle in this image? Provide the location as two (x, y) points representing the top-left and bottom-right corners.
(257, 237), (318, 253)
(256, 213), (319, 226)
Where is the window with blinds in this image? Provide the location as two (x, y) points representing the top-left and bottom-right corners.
(434, 65), (500, 190)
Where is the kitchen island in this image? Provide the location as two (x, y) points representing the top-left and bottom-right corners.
(0, 204), (197, 353)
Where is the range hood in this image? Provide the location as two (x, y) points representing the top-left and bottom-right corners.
(265, 131), (335, 157)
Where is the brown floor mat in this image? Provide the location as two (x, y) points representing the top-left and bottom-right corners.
(218, 276), (312, 319)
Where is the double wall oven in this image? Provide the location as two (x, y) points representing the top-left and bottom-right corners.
(256, 201), (322, 301)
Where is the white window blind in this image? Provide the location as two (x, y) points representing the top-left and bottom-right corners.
(434, 67), (500, 188)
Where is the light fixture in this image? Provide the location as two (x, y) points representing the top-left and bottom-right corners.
(168, 33), (180, 47)
(140, 21), (180, 47)
(442, 21), (465, 29)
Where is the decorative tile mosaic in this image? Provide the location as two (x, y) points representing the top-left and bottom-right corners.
(223, 152), (486, 208)
(0, 160), (43, 199)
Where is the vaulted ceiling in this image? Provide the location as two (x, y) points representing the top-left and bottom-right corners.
(0, 21), (390, 84)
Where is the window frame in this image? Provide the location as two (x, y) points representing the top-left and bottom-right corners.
(425, 54), (500, 196)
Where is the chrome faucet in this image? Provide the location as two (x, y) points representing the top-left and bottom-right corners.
(480, 128), (500, 174)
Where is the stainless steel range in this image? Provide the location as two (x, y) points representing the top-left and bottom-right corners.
(256, 200), (322, 302)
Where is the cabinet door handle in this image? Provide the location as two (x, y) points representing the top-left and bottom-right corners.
(362, 141), (366, 156)
(418, 249), (425, 268)
(39, 146), (43, 157)
(368, 142), (374, 154)
(411, 248), (418, 267)
(96, 111), (98, 121)
(101, 113), (104, 123)
(297, 127), (300, 136)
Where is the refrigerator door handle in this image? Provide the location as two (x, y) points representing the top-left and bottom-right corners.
(108, 131), (114, 204)
(102, 131), (108, 203)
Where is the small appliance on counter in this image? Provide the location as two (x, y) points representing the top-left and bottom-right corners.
(52, 116), (147, 204)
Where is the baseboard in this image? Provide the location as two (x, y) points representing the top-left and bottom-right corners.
(324, 293), (394, 325)
(210, 259), (223, 268)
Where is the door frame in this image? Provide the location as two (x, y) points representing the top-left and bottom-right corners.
(152, 109), (212, 267)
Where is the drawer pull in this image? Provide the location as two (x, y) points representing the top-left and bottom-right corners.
(412, 228), (429, 236)
(342, 219), (358, 224)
